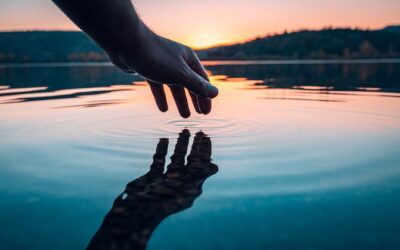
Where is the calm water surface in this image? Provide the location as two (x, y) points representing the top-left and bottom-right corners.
(1, 61), (400, 249)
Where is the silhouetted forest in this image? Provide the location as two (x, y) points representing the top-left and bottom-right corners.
(0, 26), (400, 63)
(201, 26), (400, 60)
(200, 26), (400, 60)
(0, 31), (107, 63)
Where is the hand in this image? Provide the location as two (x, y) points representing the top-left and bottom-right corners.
(108, 27), (219, 118)
(52, 0), (218, 118)
(87, 130), (218, 250)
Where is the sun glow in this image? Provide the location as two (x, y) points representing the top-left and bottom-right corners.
(0, 0), (400, 49)
(182, 30), (236, 49)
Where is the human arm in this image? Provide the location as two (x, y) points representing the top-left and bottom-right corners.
(52, 0), (219, 117)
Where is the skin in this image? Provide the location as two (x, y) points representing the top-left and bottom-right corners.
(87, 130), (218, 250)
(52, 0), (219, 118)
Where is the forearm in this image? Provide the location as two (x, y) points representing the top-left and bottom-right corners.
(52, 0), (147, 54)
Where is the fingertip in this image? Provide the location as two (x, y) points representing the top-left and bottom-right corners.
(187, 69), (218, 98)
(181, 129), (191, 137)
(159, 138), (169, 143)
(208, 163), (219, 173)
(207, 85), (219, 98)
(159, 106), (168, 113)
(180, 111), (191, 119)
(148, 80), (168, 113)
(197, 96), (211, 115)
(155, 103), (168, 113)
(201, 101), (212, 115)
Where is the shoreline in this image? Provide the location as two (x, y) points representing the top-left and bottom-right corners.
(1, 58), (400, 68)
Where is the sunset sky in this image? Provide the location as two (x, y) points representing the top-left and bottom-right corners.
(0, 0), (399, 48)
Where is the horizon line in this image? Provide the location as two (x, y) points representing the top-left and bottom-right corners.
(1, 23), (398, 50)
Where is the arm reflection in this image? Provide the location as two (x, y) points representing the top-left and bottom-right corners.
(87, 129), (218, 250)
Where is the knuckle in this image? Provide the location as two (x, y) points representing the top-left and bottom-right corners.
(183, 45), (194, 54)
(182, 46), (196, 61)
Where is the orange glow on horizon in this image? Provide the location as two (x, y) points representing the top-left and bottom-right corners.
(0, 0), (399, 49)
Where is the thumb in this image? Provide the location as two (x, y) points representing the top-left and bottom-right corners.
(184, 67), (219, 98)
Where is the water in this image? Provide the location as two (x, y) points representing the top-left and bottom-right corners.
(1, 61), (400, 250)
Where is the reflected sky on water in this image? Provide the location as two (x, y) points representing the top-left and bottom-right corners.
(0, 61), (400, 250)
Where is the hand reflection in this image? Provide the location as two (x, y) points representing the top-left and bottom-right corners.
(87, 130), (218, 250)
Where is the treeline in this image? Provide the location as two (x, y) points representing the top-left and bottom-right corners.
(200, 26), (400, 60)
(0, 26), (400, 63)
(0, 31), (107, 63)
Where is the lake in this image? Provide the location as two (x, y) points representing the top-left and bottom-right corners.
(1, 60), (400, 250)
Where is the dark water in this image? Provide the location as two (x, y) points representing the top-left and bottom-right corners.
(0, 60), (400, 250)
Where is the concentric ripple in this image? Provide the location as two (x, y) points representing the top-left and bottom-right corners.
(83, 114), (273, 153)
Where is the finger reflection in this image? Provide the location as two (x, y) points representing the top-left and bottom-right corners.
(87, 130), (218, 250)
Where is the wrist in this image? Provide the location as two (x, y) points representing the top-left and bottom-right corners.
(104, 18), (146, 52)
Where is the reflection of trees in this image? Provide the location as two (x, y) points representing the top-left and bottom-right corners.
(0, 66), (141, 91)
(66, 52), (107, 62)
(206, 63), (400, 92)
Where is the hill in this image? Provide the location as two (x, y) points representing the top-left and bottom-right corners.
(0, 31), (106, 63)
(199, 27), (400, 60)
(0, 26), (400, 63)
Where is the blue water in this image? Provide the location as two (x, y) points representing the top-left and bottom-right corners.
(0, 61), (400, 249)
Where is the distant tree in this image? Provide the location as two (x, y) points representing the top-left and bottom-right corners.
(359, 41), (378, 57)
